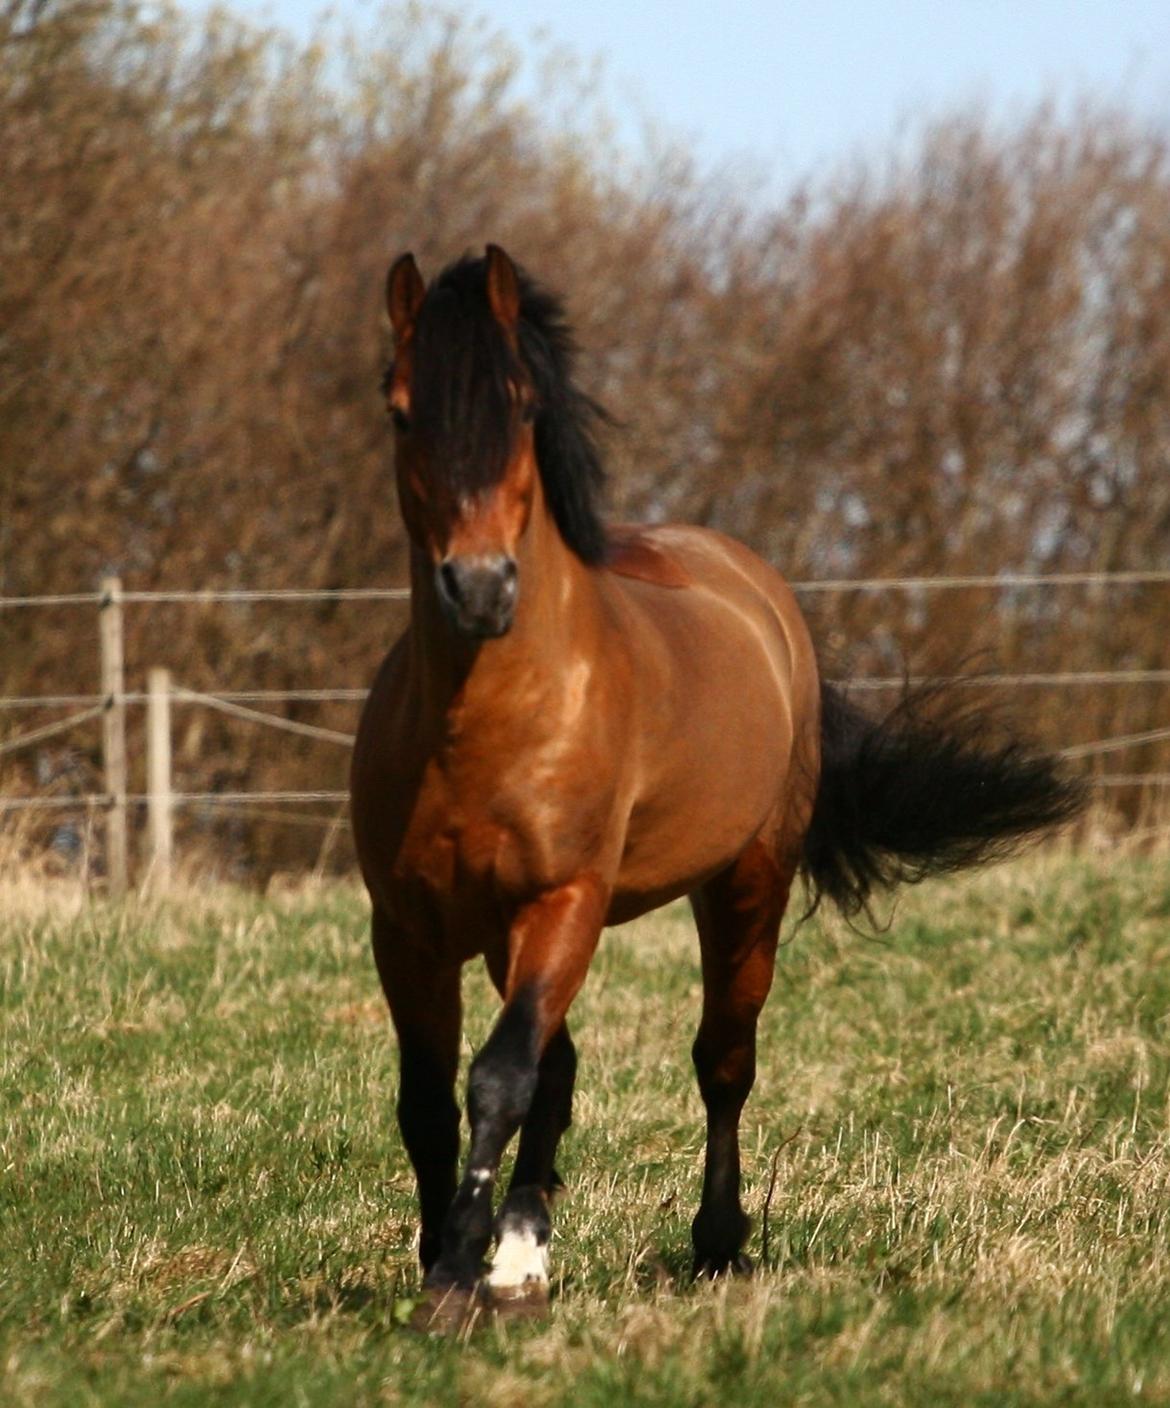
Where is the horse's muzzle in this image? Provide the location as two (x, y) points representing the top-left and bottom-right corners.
(435, 553), (519, 638)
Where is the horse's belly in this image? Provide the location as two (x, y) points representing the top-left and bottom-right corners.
(610, 739), (791, 923)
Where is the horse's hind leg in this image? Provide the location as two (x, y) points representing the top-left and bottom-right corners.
(689, 840), (796, 1278)
(371, 910), (462, 1274)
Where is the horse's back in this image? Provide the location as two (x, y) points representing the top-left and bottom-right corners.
(605, 522), (816, 703)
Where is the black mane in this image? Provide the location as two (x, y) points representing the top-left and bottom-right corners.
(404, 254), (610, 564)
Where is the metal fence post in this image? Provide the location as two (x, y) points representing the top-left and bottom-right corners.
(99, 576), (127, 895)
(147, 667), (172, 890)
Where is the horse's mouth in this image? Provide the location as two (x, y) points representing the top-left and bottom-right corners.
(450, 610), (515, 640)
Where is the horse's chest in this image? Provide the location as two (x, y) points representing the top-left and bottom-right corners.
(360, 688), (623, 945)
(382, 771), (537, 933)
(396, 808), (511, 895)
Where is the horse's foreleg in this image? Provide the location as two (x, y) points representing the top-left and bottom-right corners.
(484, 945), (578, 1200)
(689, 843), (794, 1278)
(485, 1020), (577, 1298)
(371, 910), (462, 1273)
(426, 876), (606, 1296)
(508, 1020), (576, 1195)
(479, 949), (578, 1299)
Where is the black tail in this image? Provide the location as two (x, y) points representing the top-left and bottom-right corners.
(802, 680), (1087, 918)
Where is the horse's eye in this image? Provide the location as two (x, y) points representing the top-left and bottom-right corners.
(390, 406), (411, 434)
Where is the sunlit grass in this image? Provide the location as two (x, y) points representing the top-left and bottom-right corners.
(2, 854), (1169, 1404)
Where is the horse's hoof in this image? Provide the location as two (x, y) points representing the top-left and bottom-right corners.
(480, 1279), (551, 1321)
(404, 1284), (480, 1335)
(693, 1251), (754, 1281)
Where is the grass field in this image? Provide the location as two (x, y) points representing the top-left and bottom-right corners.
(2, 853), (1170, 1405)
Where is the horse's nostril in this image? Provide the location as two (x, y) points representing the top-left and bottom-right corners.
(438, 560), (462, 604)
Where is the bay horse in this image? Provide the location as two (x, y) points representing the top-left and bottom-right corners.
(350, 245), (1082, 1324)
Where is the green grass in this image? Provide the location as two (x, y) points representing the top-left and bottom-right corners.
(3, 854), (1170, 1405)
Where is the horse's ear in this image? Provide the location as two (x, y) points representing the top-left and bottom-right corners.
(485, 244), (520, 332)
(386, 253), (425, 339)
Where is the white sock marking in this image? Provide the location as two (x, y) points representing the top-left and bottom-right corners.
(487, 1226), (549, 1289)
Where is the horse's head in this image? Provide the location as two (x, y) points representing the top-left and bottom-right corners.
(383, 245), (538, 639)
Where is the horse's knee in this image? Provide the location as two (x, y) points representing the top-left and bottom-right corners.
(691, 1028), (756, 1111)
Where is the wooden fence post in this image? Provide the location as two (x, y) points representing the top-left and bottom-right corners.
(146, 667), (172, 891)
(99, 576), (127, 896)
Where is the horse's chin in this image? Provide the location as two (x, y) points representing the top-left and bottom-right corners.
(448, 610), (515, 641)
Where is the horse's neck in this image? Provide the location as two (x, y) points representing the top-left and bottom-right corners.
(406, 504), (600, 710)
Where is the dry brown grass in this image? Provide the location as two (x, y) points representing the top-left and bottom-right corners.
(2, 850), (1170, 1402)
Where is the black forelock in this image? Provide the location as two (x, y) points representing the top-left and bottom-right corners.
(411, 258), (519, 495)
(406, 253), (610, 564)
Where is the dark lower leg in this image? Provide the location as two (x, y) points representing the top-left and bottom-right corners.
(371, 913), (462, 1274)
(691, 1025), (756, 1276)
(426, 991), (542, 1289)
(510, 1022), (576, 1195)
(397, 1043), (461, 1271)
(487, 1023), (577, 1290)
(689, 848), (790, 1277)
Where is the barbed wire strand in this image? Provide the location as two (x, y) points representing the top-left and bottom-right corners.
(1093, 775), (1170, 787)
(166, 689), (1169, 761)
(7, 775), (1170, 817)
(161, 696), (1170, 761)
(1060, 724), (1170, 760)
(6, 671), (1170, 716)
(172, 687), (355, 746)
(195, 802), (353, 829)
(0, 791), (350, 812)
(0, 705), (104, 757)
(6, 567), (1170, 612)
(0, 593), (105, 609)
(845, 670), (1170, 690)
(0, 588), (407, 608)
(3, 693), (1169, 772)
(0, 690), (370, 710)
(794, 569), (1170, 593)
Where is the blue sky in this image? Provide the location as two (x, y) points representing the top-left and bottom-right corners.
(188, 0), (1170, 189)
